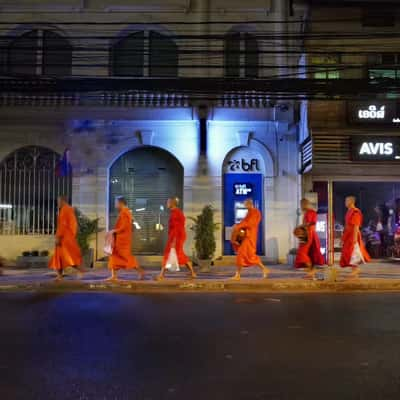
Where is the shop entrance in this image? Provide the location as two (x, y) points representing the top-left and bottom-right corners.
(314, 181), (400, 261)
(109, 146), (183, 255)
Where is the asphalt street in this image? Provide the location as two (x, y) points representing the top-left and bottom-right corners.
(0, 292), (400, 400)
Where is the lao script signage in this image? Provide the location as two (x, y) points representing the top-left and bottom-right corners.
(351, 136), (400, 161)
(358, 105), (385, 120)
(348, 101), (398, 125)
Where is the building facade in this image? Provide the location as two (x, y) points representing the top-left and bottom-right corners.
(300, 1), (400, 263)
(0, 0), (305, 264)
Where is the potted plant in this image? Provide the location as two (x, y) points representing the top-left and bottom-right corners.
(189, 205), (218, 272)
(17, 250), (49, 268)
(75, 208), (100, 269)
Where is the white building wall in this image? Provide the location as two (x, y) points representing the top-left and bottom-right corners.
(0, 108), (299, 262)
(0, 0), (304, 263)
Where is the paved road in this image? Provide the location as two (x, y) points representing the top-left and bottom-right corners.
(1, 293), (400, 400)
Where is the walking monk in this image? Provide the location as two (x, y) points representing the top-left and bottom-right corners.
(49, 196), (83, 280)
(295, 198), (325, 279)
(340, 196), (370, 279)
(157, 197), (196, 281)
(107, 196), (145, 281)
(230, 199), (269, 280)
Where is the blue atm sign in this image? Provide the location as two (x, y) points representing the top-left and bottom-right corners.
(233, 183), (253, 196)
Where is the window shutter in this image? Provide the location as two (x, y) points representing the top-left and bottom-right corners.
(112, 31), (145, 77)
(43, 30), (72, 76)
(8, 30), (38, 75)
(149, 31), (178, 77)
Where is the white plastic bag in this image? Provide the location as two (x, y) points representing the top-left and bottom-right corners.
(165, 248), (180, 272)
(350, 242), (364, 265)
(104, 232), (114, 256)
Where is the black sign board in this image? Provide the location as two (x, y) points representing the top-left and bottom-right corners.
(351, 136), (400, 161)
(347, 101), (398, 125)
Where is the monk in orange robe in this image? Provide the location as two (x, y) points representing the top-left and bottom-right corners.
(49, 196), (83, 280)
(108, 196), (145, 281)
(295, 198), (325, 279)
(340, 196), (370, 278)
(157, 197), (196, 280)
(230, 199), (269, 280)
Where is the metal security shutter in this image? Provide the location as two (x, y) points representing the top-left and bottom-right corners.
(109, 147), (183, 255)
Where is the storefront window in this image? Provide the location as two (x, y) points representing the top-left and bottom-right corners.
(369, 69), (400, 80)
(368, 54), (400, 97)
(333, 182), (400, 259)
(311, 55), (340, 79)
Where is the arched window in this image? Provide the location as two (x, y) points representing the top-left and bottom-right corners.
(112, 31), (144, 77)
(112, 31), (178, 77)
(0, 146), (72, 235)
(7, 29), (72, 76)
(225, 32), (259, 78)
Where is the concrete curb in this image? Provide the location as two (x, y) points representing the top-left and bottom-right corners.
(2, 278), (400, 293)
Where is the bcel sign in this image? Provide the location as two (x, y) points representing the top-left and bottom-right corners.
(357, 105), (385, 120)
(351, 137), (400, 161)
(348, 101), (398, 125)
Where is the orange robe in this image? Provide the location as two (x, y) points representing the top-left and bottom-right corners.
(295, 209), (325, 268)
(108, 207), (138, 270)
(163, 207), (189, 266)
(49, 204), (82, 271)
(233, 208), (262, 267)
(340, 207), (371, 268)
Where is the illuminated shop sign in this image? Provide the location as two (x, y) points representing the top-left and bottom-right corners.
(351, 137), (400, 161)
(358, 105), (385, 120)
(227, 158), (260, 172)
(348, 101), (399, 125)
(233, 183), (253, 196)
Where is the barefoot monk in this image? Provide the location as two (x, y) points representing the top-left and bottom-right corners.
(230, 199), (269, 280)
(107, 196), (145, 281)
(49, 196), (83, 280)
(157, 197), (196, 280)
(295, 198), (325, 279)
(340, 196), (370, 279)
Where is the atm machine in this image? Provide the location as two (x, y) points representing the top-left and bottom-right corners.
(223, 173), (264, 255)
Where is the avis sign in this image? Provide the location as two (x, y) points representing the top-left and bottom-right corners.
(351, 137), (400, 161)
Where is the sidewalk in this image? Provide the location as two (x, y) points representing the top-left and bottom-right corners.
(2, 261), (400, 292)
